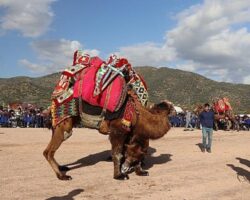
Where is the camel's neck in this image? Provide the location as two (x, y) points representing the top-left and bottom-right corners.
(136, 107), (170, 140)
(149, 110), (169, 126)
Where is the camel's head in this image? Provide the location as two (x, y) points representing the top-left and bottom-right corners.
(121, 143), (145, 175)
(150, 100), (174, 115)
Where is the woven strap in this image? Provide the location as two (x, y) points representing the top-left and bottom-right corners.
(101, 83), (113, 116)
(78, 69), (86, 114)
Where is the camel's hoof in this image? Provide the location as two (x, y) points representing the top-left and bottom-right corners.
(136, 171), (149, 176)
(114, 174), (129, 180)
(59, 165), (70, 171)
(124, 174), (129, 180)
(57, 175), (72, 181)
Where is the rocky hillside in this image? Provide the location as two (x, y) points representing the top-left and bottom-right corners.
(0, 67), (249, 113)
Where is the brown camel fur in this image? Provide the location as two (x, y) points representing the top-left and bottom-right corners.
(43, 98), (173, 180)
(118, 101), (174, 175)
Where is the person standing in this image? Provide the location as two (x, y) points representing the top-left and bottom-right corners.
(184, 110), (193, 131)
(199, 103), (214, 153)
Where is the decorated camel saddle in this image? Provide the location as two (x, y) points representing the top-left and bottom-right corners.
(213, 97), (232, 114)
(51, 50), (148, 129)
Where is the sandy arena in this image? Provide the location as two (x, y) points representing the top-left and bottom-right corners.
(0, 128), (249, 200)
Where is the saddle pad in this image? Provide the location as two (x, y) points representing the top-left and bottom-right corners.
(51, 98), (79, 128)
(73, 63), (127, 112)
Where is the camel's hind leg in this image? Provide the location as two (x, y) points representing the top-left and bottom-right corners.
(43, 118), (73, 180)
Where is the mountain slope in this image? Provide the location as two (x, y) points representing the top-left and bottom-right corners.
(0, 67), (249, 113)
(136, 67), (250, 113)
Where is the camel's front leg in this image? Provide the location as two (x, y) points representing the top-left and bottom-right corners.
(121, 136), (149, 176)
(134, 162), (149, 176)
(43, 118), (73, 180)
(109, 131), (128, 180)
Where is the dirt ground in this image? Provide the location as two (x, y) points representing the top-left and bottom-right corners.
(0, 127), (249, 200)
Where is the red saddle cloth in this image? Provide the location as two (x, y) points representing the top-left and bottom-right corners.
(73, 57), (127, 112)
(214, 98), (232, 113)
(214, 99), (226, 113)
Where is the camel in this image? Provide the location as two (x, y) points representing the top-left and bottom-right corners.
(43, 52), (173, 180)
(43, 96), (173, 180)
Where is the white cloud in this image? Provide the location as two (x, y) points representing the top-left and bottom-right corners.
(117, 0), (250, 84)
(0, 0), (55, 37)
(20, 39), (100, 74)
(19, 59), (50, 73)
(166, 0), (250, 83)
(31, 39), (83, 66)
(243, 75), (250, 84)
(117, 42), (176, 66)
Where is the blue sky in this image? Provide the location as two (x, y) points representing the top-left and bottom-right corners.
(0, 0), (250, 84)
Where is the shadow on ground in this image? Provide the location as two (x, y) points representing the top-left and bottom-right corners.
(64, 150), (111, 171)
(46, 189), (84, 200)
(236, 157), (250, 168)
(227, 158), (250, 183)
(62, 147), (172, 172)
(144, 147), (172, 170)
(196, 143), (204, 152)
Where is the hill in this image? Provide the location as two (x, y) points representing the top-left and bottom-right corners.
(0, 67), (249, 113)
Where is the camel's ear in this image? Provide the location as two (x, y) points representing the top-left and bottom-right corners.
(155, 102), (168, 110)
(161, 100), (174, 115)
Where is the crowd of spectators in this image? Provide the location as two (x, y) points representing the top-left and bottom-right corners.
(0, 106), (47, 128)
(238, 115), (250, 131)
(1, 104), (250, 131)
(169, 111), (250, 131)
(169, 112), (199, 129)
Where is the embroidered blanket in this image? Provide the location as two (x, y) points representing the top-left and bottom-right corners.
(51, 64), (86, 106)
(129, 74), (148, 106)
(73, 59), (127, 112)
(51, 98), (79, 128)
